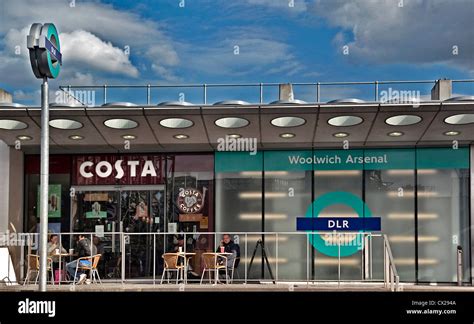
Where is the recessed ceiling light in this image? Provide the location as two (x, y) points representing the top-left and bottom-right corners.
(122, 134), (136, 140)
(388, 131), (404, 137)
(215, 117), (249, 128)
(174, 134), (189, 139)
(228, 134), (242, 138)
(385, 115), (422, 126)
(444, 114), (474, 125)
(444, 131), (460, 136)
(327, 116), (363, 127)
(333, 132), (349, 138)
(69, 135), (84, 140)
(0, 119), (28, 130)
(279, 133), (295, 138)
(104, 118), (138, 129)
(16, 135), (32, 141)
(159, 118), (194, 129)
(271, 116), (306, 127)
(49, 119), (83, 130)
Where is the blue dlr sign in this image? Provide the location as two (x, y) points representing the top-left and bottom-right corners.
(297, 217), (381, 231)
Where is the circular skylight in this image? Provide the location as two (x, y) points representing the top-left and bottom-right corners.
(214, 117), (249, 128)
(49, 119), (83, 130)
(327, 116), (363, 127)
(159, 118), (194, 129)
(213, 100), (250, 105)
(327, 98), (365, 104)
(102, 102), (138, 107)
(385, 115), (422, 126)
(0, 119), (28, 130)
(104, 118), (138, 129)
(158, 101), (193, 106)
(444, 114), (474, 125)
(271, 116), (306, 128)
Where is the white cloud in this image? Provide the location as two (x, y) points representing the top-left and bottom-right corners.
(180, 30), (304, 77)
(0, 0), (180, 86)
(61, 30), (138, 77)
(310, 0), (474, 72)
(246, 0), (308, 13)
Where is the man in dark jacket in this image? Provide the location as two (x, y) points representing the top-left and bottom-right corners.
(66, 234), (97, 284)
(217, 234), (240, 270)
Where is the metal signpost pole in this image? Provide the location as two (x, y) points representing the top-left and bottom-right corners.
(38, 77), (49, 291)
(27, 23), (61, 292)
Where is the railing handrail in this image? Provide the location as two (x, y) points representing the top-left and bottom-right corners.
(383, 234), (400, 292)
(11, 231), (384, 236)
(60, 79), (474, 89)
(58, 79), (474, 106)
(11, 231), (400, 291)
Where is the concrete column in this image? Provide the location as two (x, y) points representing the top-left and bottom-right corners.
(431, 79), (452, 100)
(0, 89), (12, 103)
(279, 83), (294, 101)
(0, 140), (24, 280)
(0, 140), (10, 232)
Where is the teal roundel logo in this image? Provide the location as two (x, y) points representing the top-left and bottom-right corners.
(27, 23), (62, 79)
(305, 191), (372, 257)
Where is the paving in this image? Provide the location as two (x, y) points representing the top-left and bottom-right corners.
(1, 281), (473, 292)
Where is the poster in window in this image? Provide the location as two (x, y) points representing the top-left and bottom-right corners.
(36, 184), (61, 218)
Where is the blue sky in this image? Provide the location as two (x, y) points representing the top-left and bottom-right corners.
(0, 0), (473, 104)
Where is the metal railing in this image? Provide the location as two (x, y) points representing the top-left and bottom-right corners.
(5, 231), (400, 291)
(383, 234), (400, 292)
(58, 79), (474, 106)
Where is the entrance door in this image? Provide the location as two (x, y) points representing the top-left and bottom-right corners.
(70, 185), (166, 280)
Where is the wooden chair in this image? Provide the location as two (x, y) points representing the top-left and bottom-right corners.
(23, 254), (54, 285)
(73, 254), (102, 284)
(200, 253), (228, 285)
(161, 253), (185, 284)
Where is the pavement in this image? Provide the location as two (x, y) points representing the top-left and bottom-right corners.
(2, 281), (474, 292)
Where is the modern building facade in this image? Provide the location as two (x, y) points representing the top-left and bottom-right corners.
(0, 80), (473, 285)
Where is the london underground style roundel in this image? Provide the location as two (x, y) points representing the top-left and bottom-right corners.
(27, 23), (62, 79)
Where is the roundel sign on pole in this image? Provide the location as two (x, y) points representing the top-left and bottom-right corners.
(27, 23), (62, 79)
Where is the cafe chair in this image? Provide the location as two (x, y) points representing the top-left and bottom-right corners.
(23, 254), (54, 285)
(200, 253), (228, 285)
(229, 257), (240, 283)
(73, 254), (102, 285)
(161, 253), (185, 284)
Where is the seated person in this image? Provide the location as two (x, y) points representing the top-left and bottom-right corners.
(216, 234), (240, 272)
(171, 235), (198, 278)
(66, 234), (97, 284)
(47, 234), (67, 269)
(172, 235), (194, 253)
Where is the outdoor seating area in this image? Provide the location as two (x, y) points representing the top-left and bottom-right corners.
(7, 231), (400, 291)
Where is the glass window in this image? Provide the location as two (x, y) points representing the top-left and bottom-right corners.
(417, 168), (470, 283)
(365, 168), (416, 281)
(314, 166), (363, 281)
(264, 169), (312, 281)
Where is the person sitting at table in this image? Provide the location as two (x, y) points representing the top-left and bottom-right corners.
(171, 235), (195, 253)
(216, 234), (240, 274)
(47, 234), (67, 270)
(66, 234), (97, 284)
(170, 235), (199, 278)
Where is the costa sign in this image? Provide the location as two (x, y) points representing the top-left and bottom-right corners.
(80, 160), (160, 179)
(73, 155), (164, 185)
(177, 188), (204, 214)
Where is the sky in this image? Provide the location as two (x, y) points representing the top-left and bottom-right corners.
(0, 0), (473, 105)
